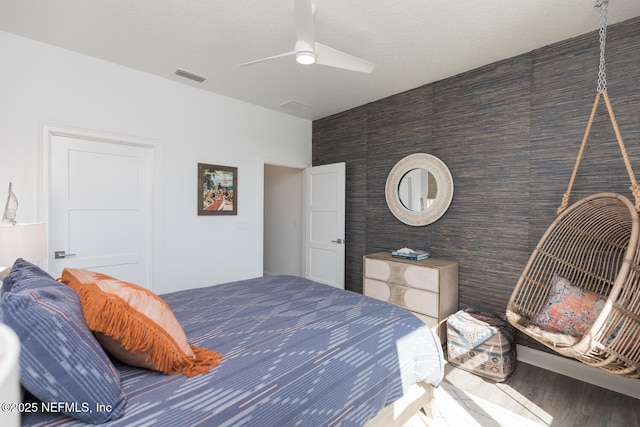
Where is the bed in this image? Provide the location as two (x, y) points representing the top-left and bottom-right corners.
(3, 265), (444, 427)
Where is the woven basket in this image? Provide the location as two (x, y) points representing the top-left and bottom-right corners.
(506, 193), (640, 378)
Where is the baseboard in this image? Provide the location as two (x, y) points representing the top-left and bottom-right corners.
(516, 345), (639, 400)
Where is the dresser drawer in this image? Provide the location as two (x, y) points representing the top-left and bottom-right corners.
(411, 312), (447, 343)
(410, 312), (438, 330)
(364, 278), (439, 317)
(364, 258), (439, 292)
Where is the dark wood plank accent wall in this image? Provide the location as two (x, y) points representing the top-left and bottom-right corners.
(312, 17), (640, 351)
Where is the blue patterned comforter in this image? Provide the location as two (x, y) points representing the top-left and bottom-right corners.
(23, 275), (444, 426)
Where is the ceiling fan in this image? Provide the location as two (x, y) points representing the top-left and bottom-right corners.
(239, 0), (375, 73)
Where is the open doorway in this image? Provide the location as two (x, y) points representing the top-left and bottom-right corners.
(263, 164), (304, 276)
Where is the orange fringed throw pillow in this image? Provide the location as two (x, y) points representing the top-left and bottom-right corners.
(60, 268), (222, 377)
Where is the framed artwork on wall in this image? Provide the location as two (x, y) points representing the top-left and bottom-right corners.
(198, 163), (237, 216)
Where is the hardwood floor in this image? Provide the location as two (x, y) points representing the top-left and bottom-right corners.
(405, 360), (640, 427)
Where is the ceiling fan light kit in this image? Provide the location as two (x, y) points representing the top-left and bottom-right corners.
(294, 39), (316, 64)
(239, 0), (375, 73)
(296, 51), (316, 65)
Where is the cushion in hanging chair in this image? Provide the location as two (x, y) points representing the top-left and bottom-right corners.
(534, 274), (607, 338)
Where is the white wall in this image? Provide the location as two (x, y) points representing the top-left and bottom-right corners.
(0, 31), (311, 294)
(264, 165), (303, 276)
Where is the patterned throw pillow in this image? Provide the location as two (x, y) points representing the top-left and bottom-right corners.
(0, 258), (126, 423)
(534, 274), (607, 338)
(60, 268), (222, 377)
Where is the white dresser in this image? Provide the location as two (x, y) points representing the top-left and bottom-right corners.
(363, 252), (458, 344)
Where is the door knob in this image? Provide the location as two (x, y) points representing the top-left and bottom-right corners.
(54, 251), (76, 259)
(331, 238), (345, 244)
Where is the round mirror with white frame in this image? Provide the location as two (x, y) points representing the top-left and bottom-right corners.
(385, 153), (453, 226)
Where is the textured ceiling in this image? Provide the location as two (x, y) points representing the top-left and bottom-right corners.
(0, 0), (638, 120)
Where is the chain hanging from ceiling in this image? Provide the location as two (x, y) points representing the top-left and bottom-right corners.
(557, 0), (640, 214)
(596, 1), (609, 93)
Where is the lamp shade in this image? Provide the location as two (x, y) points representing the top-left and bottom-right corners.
(0, 323), (20, 427)
(0, 222), (47, 268)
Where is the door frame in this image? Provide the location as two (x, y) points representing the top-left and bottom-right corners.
(257, 157), (310, 277)
(39, 122), (162, 281)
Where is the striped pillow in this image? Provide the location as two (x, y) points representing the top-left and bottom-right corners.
(0, 258), (126, 423)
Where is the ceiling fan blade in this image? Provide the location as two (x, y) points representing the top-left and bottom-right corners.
(294, 0), (315, 50)
(238, 50), (296, 67)
(314, 43), (376, 73)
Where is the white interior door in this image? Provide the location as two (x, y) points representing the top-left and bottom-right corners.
(47, 133), (152, 289)
(303, 162), (345, 289)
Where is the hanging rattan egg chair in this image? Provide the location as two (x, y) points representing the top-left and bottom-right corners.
(507, 191), (640, 378)
(507, 2), (640, 379)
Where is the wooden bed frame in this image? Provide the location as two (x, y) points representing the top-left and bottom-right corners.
(364, 382), (434, 427)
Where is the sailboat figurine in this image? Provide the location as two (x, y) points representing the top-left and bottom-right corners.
(2, 182), (18, 224)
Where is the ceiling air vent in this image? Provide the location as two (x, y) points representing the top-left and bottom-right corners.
(280, 100), (311, 111)
(175, 69), (207, 83)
